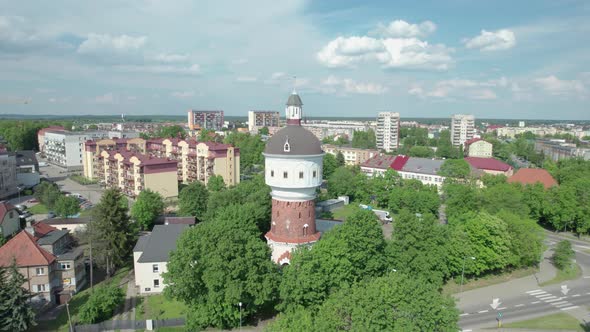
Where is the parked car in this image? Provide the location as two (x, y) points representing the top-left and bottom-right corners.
(15, 204), (27, 211)
(47, 211), (56, 219)
(27, 198), (39, 203)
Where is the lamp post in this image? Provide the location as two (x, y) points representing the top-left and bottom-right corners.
(238, 302), (242, 330)
(460, 256), (476, 294)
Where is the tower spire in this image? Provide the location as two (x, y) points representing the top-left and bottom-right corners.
(285, 89), (303, 126)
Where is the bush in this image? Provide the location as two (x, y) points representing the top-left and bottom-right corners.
(77, 285), (124, 324)
(70, 175), (98, 185)
(553, 240), (574, 270)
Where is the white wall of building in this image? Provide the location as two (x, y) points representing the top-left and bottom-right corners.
(133, 252), (168, 294)
(376, 112), (400, 153)
(264, 154), (323, 200)
(451, 114), (475, 146)
(467, 140), (493, 158)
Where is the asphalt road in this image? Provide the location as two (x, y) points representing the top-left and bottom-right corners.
(459, 232), (590, 330)
(39, 162), (103, 204)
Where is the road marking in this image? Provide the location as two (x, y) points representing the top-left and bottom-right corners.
(556, 303), (574, 308)
(497, 307), (507, 310)
(460, 313), (469, 317)
(583, 276), (590, 279)
(552, 301), (569, 306)
(531, 301), (540, 304)
(515, 304), (525, 308)
(526, 289), (544, 294)
(545, 298), (565, 303)
(572, 294), (581, 297)
(478, 310), (489, 313)
(529, 291), (547, 296)
(538, 295), (556, 300)
(561, 306), (579, 311)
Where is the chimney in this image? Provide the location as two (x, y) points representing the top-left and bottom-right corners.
(25, 220), (35, 237)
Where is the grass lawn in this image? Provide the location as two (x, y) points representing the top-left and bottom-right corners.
(33, 266), (131, 332)
(145, 294), (188, 320)
(28, 203), (49, 214)
(79, 207), (94, 217)
(503, 312), (583, 331)
(135, 296), (145, 321)
(540, 263), (581, 286)
(156, 327), (186, 332)
(332, 203), (360, 221)
(443, 266), (538, 295)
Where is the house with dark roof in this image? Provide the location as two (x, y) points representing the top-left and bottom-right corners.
(0, 201), (20, 239)
(0, 221), (87, 306)
(133, 224), (189, 294)
(508, 168), (558, 189)
(465, 157), (514, 176)
(360, 155), (447, 188)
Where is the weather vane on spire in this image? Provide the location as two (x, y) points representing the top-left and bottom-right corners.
(292, 75), (297, 94)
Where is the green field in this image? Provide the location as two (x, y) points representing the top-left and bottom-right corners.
(503, 312), (583, 331)
(28, 203), (50, 215)
(145, 294), (188, 320)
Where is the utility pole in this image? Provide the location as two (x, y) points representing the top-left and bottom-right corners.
(66, 295), (73, 332)
(89, 235), (94, 292)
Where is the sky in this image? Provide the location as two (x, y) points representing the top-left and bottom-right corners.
(0, 0), (589, 120)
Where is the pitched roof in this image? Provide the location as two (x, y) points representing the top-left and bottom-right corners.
(36, 229), (69, 246)
(0, 231), (56, 267)
(136, 224), (188, 263)
(508, 168), (558, 189)
(464, 138), (482, 147)
(164, 216), (196, 225)
(465, 157), (512, 172)
(0, 201), (16, 224)
(32, 222), (58, 238)
(361, 155), (397, 170)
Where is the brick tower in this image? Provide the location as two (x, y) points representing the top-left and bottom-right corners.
(263, 91), (324, 265)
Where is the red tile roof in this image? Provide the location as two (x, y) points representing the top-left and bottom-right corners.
(508, 168), (558, 189)
(32, 222), (58, 238)
(0, 201), (16, 225)
(0, 231), (56, 267)
(465, 157), (512, 172)
(464, 138), (482, 147)
(391, 155), (410, 170)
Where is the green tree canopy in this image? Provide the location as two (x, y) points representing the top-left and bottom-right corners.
(278, 209), (386, 312)
(327, 166), (369, 202)
(258, 126), (269, 135)
(54, 195), (81, 217)
(351, 129), (376, 149)
(78, 285), (124, 324)
(131, 189), (165, 230)
(34, 181), (62, 209)
(178, 181), (209, 221)
(408, 146), (435, 158)
(224, 132), (265, 171)
(165, 204), (279, 330)
(0, 260), (36, 331)
(335, 151), (345, 166)
(439, 159), (471, 180)
(552, 240), (574, 270)
(322, 153), (338, 179)
(206, 175), (226, 192)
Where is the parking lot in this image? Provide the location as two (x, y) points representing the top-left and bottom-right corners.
(39, 162), (104, 205)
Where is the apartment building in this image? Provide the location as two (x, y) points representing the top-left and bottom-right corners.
(0, 152), (17, 200)
(14, 150), (40, 188)
(322, 144), (379, 166)
(83, 137), (240, 190)
(302, 120), (371, 140)
(450, 114), (475, 147)
(187, 110), (224, 131)
(376, 112), (400, 152)
(534, 139), (590, 161)
(248, 111), (280, 133)
(37, 126), (65, 156)
(464, 138), (493, 158)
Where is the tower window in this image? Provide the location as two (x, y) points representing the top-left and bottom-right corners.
(271, 170), (274, 177)
(299, 171), (304, 179)
(312, 170), (317, 178)
(284, 138), (290, 152)
(283, 171), (288, 178)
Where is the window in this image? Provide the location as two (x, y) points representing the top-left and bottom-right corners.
(283, 140), (290, 152)
(36, 267), (45, 275)
(271, 170), (274, 177)
(60, 263), (71, 270)
(283, 171), (288, 179)
(153, 279), (160, 288)
(8, 211), (13, 218)
(299, 171), (304, 179)
(35, 284), (47, 292)
(153, 264), (159, 273)
(312, 170), (317, 178)
(145, 287), (151, 292)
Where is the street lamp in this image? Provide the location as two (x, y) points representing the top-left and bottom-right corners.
(460, 256), (476, 294)
(16, 185), (23, 204)
(238, 302), (242, 330)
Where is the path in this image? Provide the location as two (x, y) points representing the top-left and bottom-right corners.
(111, 270), (138, 331)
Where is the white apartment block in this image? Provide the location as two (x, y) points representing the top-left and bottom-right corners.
(248, 111), (280, 133)
(376, 112), (400, 152)
(450, 114), (475, 147)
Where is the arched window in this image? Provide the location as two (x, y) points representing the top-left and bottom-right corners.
(299, 171), (304, 179)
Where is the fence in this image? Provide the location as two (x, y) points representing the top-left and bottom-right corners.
(73, 318), (185, 332)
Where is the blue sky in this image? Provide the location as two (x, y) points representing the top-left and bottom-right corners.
(0, 0), (588, 119)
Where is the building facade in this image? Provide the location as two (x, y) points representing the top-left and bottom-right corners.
(465, 138), (493, 158)
(376, 112), (400, 152)
(187, 110), (224, 131)
(322, 144), (379, 166)
(14, 150), (40, 188)
(0, 152), (17, 200)
(263, 92), (324, 265)
(451, 114), (475, 147)
(248, 111), (280, 133)
(37, 126), (65, 156)
(534, 139), (590, 161)
(465, 157), (514, 176)
(360, 155), (446, 188)
(302, 120), (370, 141)
(0, 201), (20, 239)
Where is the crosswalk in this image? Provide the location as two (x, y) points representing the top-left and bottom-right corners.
(525, 289), (579, 311)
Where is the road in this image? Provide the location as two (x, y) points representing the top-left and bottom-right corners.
(39, 162), (104, 204)
(458, 231), (590, 331)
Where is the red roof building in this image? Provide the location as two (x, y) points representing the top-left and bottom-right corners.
(0, 231), (56, 267)
(465, 157), (513, 176)
(508, 168), (558, 189)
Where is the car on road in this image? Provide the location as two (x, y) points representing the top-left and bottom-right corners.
(47, 211), (56, 219)
(27, 198), (39, 203)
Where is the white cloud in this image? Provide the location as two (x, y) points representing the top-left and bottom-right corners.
(534, 75), (585, 95)
(321, 76), (387, 95)
(410, 78), (503, 100)
(152, 53), (189, 63)
(317, 35), (453, 70)
(236, 76), (257, 82)
(372, 20), (436, 38)
(77, 34), (147, 54)
(171, 90), (195, 98)
(463, 29), (516, 51)
(94, 93), (116, 104)
(117, 64), (200, 75)
(48, 96), (71, 103)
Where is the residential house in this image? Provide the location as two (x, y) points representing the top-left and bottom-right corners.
(133, 224), (189, 294)
(464, 138), (493, 158)
(0, 201), (20, 239)
(465, 157), (514, 176)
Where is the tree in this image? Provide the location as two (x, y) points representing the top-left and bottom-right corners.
(439, 159), (471, 180)
(258, 126), (269, 135)
(54, 195), (81, 217)
(131, 189), (165, 230)
(78, 285), (124, 324)
(224, 132), (265, 171)
(155, 125), (186, 139)
(327, 167), (369, 202)
(87, 124), (99, 130)
(335, 151), (345, 166)
(387, 211), (449, 285)
(497, 211), (544, 268)
(33, 181), (62, 209)
(89, 189), (135, 276)
(207, 175), (226, 192)
(480, 183), (530, 218)
(435, 130), (461, 159)
(0, 260), (36, 331)
(164, 204), (279, 330)
(552, 240), (574, 270)
(408, 146), (435, 158)
(351, 129), (376, 149)
(278, 209), (386, 312)
(387, 182), (440, 216)
(322, 153), (338, 179)
(442, 182), (480, 221)
(178, 181), (209, 221)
